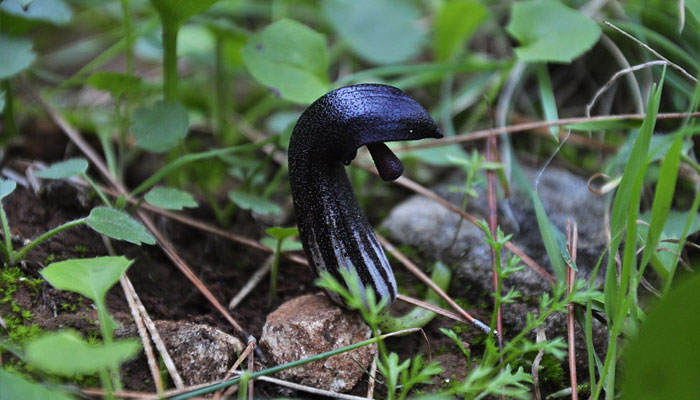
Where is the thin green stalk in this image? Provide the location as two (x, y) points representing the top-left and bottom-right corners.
(98, 368), (115, 400)
(439, 73), (456, 136)
(120, 0), (134, 75)
(268, 239), (282, 304)
(585, 303), (597, 390)
(214, 36), (231, 143)
(162, 22), (179, 101)
(96, 298), (123, 392)
(98, 127), (118, 180)
(3, 80), (17, 136)
(681, 153), (700, 175)
(237, 371), (250, 400)
(82, 174), (113, 207)
(14, 218), (88, 262)
(0, 206), (13, 262)
(131, 137), (276, 197)
(56, 18), (159, 90)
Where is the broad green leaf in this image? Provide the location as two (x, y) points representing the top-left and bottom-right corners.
(35, 158), (88, 179)
(687, 0), (700, 24)
(0, 179), (17, 200)
(42, 256), (134, 303)
(87, 72), (142, 97)
(265, 226), (299, 241)
(149, 0), (218, 26)
(131, 100), (190, 153)
(145, 186), (197, 210)
(260, 237), (304, 252)
(0, 0), (72, 25)
(0, 89), (5, 110)
(622, 273), (700, 400)
(229, 190), (281, 215)
(322, 0), (424, 65)
(0, 35), (36, 79)
(506, 0), (601, 63)
(433, 0), (488, 61)
(26, 330), (140, 376)
(86, 207), (156, 245)
(179, 24), (216, 62)
(242, 19), (329, 104)
(0, 369), (76, 400)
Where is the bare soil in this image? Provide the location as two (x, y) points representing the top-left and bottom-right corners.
(1, 126), (490, 398)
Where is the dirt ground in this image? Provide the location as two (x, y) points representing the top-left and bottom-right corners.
(1, 123), (499, 398)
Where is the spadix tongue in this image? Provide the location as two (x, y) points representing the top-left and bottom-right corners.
(367, 142), (404, 181)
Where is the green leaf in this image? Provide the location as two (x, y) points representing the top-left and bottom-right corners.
(433, 0), (488, 61)
(0, 369), (76, 400)
(149, 0), (218, 26)
(322, 0), (424, 65)
(639, 136), (682, 273)
(506, 0), (601, 63)
(0, 0), (72, 25)
(0, 35), (36, 79)
(604, 72), (664, 325)
(131, 100), (190, 153)
(145, 186), (197, 210)
(0, 89), (5, 110)
(242, 19), (329, 104)
(536, 64), (559, 140)
(87, 72), (142, 97)
(512, 162), (570, 281)
(265, 226), (299, 241)
(687, 0), (700, 24)
(440, 328), (470, 358)
(0, 179), (17, 200)
(400, 144), (470, 166)
(622, 273), (700, 400)
(86, 207), (156, 245)
(260, 237), (303, 252)
(42, 256), (134, 303)
(35, 158), (88, 179)
(26, 330), (140, 376)
(229, 190), (281, 215)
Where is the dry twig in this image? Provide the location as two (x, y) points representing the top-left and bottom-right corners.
(120, 275), (165, 393)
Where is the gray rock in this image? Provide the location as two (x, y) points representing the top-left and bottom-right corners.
(117, 320), (244, 386)
(260, 293), (375, 393)
(382, 165), (608, 346)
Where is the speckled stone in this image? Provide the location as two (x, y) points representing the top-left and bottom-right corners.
(260, 294), (375, 393)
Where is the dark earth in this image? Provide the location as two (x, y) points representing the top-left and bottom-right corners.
(0, 122), (499, 398)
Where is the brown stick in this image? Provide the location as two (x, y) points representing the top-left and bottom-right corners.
(486, 130), (503, 349)
(395, 111), (700, 152)
(120, 276), (165, 393)
(379, 235), (490, 334)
